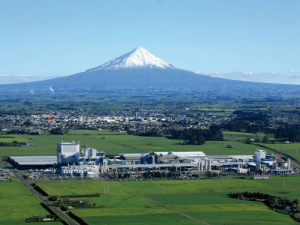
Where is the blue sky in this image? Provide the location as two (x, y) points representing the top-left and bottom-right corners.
(0, 0), (299, 83)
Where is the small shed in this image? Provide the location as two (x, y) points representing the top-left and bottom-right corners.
(252, 175), (269, 180)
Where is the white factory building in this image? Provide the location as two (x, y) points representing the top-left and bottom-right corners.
(57, 144), (293, 177)
(8, 139), (294, 177)
(57, 141), (80, 168)
(100, 151), (254, 174)
(61, 147), (104, 178)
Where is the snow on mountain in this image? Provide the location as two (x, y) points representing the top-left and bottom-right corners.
(86, 47), (176, 72)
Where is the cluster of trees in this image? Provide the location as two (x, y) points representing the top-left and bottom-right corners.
(270, 126), (300, 142)
(137, 130), (163, 137)
(0, 141), (26, 146)
(169, 128), (223, 145)
(214, 111), (268, 133)
(5, 130), (39, 135)
(57, 198), (93, 207)
(229, 192), (300, 222)
(217, 110), (300, 143)
(49, 128), (68, 135)
(48, 195), (59, 201)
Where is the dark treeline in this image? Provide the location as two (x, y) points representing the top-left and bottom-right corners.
(137, 130), (162, 137)
(214, 110), (300, 142)
(128, 126), (223, 145)
(229, 191), (300, 222)
(168, 128), (223, 145)
(5, 130), (39, 135)
(216, 120), (266, 133)
(270, 126), (300, 142)
(49, 127), (68, 135)
(214, 111), (268, 133)
(0, 141), (27, 146)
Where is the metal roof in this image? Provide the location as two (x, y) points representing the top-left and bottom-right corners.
(9, 156), (57, 165)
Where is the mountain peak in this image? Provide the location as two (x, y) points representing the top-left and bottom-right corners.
(86, 47), (176, 72)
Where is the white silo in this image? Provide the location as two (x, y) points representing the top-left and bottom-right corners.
(255, 150), (266, 163)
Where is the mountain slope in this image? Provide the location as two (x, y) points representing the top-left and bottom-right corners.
(87, 47), (176, 71)
(0, 47), (293, 93)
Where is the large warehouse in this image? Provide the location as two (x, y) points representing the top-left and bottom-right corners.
(7, 156), (57, 170)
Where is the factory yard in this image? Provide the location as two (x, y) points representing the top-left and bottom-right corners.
(35, 176), (300, 225)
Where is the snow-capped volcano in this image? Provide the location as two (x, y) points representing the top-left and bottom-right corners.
(87, 47), (176, 72)
(1, 46), (268, 93)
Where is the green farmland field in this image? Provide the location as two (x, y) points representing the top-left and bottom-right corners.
(223, 131), (275, 141)
(37, 175), (300, 225)
(38, 176), (300, 198)
(0, 181), (62, 225)
(223, 131), (264, 141)
(0, 130), (268, 157)
(74, 195), (199, 225)
(148, 193), (295, 225)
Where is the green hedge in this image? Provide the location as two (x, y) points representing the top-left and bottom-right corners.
(32, 184), (48, 196)
(68, 211), (88, 225)
(60, 193), (100, 198)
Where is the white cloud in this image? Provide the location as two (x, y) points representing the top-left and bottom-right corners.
(290, 70), (300, 76)
(194, 71), (300, 85)
(195, 71), (224, 78)
(16, 74), (30, 77)
(0, 74), (57, 84)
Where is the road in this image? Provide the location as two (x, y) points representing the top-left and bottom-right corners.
(0, 160), (79, 225)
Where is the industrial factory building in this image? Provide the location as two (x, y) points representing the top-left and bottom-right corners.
(57, 141), (80, 168)
(61, 148), (293, 177)
(7, 140), (294, 177)
(7, 156), (57, 170)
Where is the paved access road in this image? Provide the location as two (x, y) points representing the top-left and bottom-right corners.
(0, 160), (79, 225)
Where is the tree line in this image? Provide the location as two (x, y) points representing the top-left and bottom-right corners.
(168, 128), (223, 145)
(229, 191), (300, 222)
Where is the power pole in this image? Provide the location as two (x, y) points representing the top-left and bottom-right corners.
(104, 181), (106, 195)
(107, 181), (109, 196)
